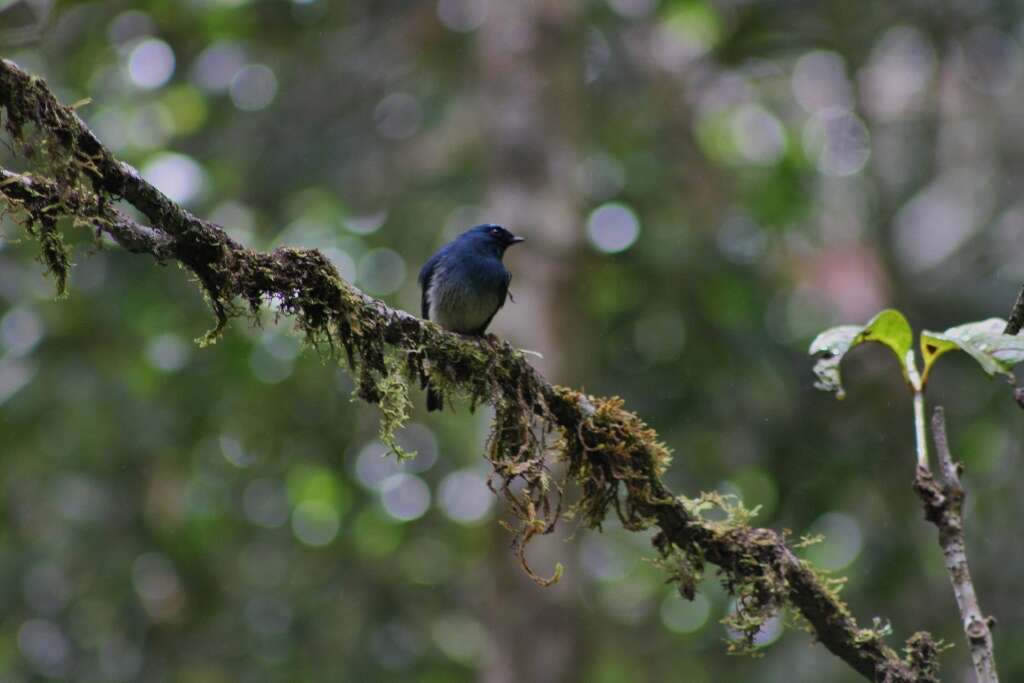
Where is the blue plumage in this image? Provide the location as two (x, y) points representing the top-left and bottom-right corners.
(418, 224), (524, 411)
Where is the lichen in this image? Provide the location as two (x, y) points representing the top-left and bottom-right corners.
(1, 67), (98, 298)
(484, 370), (565, 586)
(902, 632), (947, 682)
(656, 521), (791, 659)
(562, 393), (674, 532)
(374, 353), (415, 460)
(784, 559), (849, 638)
(651, 532), (705, 600)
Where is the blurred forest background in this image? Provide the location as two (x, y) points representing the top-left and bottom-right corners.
(2, 0), (1024, 681)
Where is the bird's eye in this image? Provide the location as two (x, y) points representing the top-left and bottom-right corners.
(490, 228), (500, 236)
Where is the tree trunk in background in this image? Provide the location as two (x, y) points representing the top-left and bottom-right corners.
(476, 2), (585, 681)
(478, 0), (583, 379)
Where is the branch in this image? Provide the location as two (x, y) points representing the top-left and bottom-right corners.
(0, 169), (175, 259)
(1002, 285), (1024, 335)
(912, 408), (999, 683)
(0, 58), (941, 683)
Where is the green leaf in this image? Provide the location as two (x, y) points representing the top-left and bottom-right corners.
(808, 309), (914, 399)
(809, 325), (861, 398)
(855, 309), (913, 371)
(920, 318), (1024, 383)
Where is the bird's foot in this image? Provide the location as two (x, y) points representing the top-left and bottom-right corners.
(457, 332), (500, 346)
(452, 331), (485, 343)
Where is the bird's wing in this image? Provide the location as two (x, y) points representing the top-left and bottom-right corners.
(499, 270), (512, 305)
(500, 270), (512, 308)
(418, 250), (443, 320)
(472, 269), (512, 336)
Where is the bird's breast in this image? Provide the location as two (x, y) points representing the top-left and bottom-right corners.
(427, 262), (504, 334)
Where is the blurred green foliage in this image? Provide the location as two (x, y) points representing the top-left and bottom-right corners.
(3, 0), (1024, 681)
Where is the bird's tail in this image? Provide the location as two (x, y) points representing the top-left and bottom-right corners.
(419, 369), (444, 412)
(426, 385), (444, 412)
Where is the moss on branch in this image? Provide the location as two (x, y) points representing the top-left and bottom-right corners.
(0, 57), (939, 683)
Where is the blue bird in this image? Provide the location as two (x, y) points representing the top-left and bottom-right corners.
(418, 223), (525, 411)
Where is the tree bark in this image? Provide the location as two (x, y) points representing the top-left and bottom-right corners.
(913, 407), (999, 683)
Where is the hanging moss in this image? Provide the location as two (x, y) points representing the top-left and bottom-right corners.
(36, 216), (70, 297)
(374, 353), (415, 460)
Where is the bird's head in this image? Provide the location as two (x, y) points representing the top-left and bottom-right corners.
(464, 224), (525, 252)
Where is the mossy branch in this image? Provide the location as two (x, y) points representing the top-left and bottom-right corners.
(0, 58), (939, 683)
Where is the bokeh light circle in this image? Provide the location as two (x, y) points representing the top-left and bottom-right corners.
(380, 473), (430, 522)
(128, 38), (175, 90)
(587, 203), (640, 253)
(291, 500), (340, 546)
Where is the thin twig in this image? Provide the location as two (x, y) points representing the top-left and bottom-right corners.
(914, 407), (999, 683)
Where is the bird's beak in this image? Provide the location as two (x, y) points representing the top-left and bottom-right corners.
(510, 236), (525, 244)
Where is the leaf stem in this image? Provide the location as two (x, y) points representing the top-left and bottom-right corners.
(913, 390), (928, 469)
(905, 350), (929, 469)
